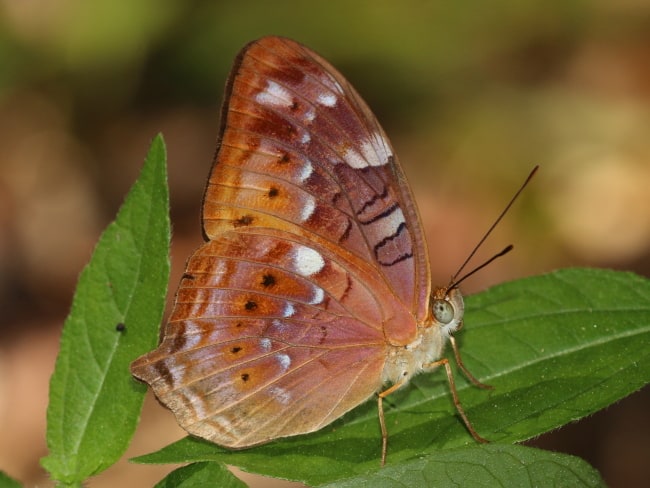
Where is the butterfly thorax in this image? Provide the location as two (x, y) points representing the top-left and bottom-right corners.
(380, 287), (464, 387)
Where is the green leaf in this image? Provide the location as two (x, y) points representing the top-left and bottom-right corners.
(132, 268), (649, 486)
(320, 444), (605, 488)
(0, 471), (22, 488)
(41, 135), (170, 485)
(154, 462), (246, 488)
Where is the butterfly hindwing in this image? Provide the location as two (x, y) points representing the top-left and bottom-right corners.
(131, 230), (402, 445)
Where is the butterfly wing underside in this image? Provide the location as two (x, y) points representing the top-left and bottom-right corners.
(131, 36), (431, 448)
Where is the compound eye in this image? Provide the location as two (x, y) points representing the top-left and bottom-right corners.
(432, 299), (454, 325)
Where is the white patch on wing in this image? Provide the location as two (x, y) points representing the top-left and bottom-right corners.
(317, 92), (337, 107)
(271, 318), (288, 333)
(342, 132), (393, 169)
(292, 245), (325, 277)
(255, 80), (294, 108)
(342, 146), (367, 169)
(304, 106), (316, 122)
(276, 353), (291, 372)
(298, 160), (313, 182)
(212, 415), (233, 433)
(259, 337), (272, 352)
(381, 206), (406, 236)
(300, 131), (311, 144)
(269, 386), (291, 405)
(310, 286), (325, 305)
(210, 260), (229, 280)
(282, 302), (295, 318)
(300, 196), (316, 222)
(361, 136), (391, 167)
(182, 333), (202, 350)
(191, 396), (207, 420)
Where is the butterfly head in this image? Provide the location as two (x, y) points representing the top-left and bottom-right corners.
(430, 286), (464, 337)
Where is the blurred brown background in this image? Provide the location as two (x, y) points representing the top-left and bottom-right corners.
(0, 1), (648, 487)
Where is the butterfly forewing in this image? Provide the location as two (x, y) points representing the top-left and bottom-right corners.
(131, 36), (432, 448)
(204, 37), (431, 320)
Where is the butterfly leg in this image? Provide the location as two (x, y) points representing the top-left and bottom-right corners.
(425, 357), (489, 444)
(377, 379), (407, 466)
(449, 335), (493, 390)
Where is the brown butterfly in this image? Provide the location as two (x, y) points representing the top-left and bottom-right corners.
(131, 35), (503, 465)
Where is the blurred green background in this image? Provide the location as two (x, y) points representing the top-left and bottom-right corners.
(0, 1), (648, 486)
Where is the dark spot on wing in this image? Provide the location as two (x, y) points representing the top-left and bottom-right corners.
(153, 361), (173, 388)
(261, 273), (276, 288)
(234, 214), (254, 227)
(170, 322), (187, 351)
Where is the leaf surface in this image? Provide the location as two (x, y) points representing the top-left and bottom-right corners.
(41, 136), (170, 484)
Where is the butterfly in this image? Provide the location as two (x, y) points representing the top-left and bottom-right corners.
(130, 35), (494, 465)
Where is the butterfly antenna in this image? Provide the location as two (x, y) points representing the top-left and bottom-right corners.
(450, 244), (513, 289)
(449, 165), (539, 288)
